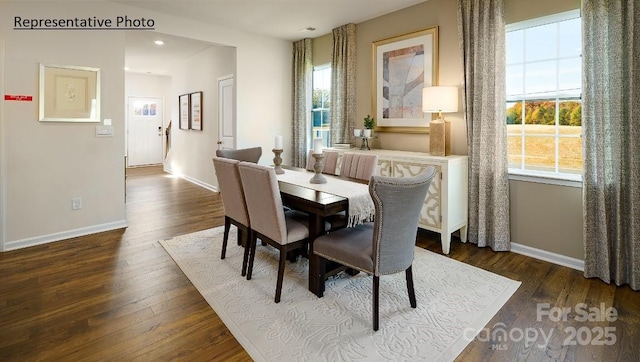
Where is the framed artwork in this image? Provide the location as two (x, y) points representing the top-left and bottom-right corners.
(372, 26), (439, 133)
(189, 91), (203, 131)
(178, 93), (190, 130)
(38, 63), (101, 122)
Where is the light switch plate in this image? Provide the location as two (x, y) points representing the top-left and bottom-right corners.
(96, 125), (114, 137)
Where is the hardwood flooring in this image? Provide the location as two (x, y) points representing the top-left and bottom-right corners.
(1, 165), (638, 361)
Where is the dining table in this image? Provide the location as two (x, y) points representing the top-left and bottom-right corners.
(276, 167), (374, 297)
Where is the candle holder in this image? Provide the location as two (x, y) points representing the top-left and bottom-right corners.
(272, 148), (285, 174)
(359, 136), (371, 150)
(309, 153), (327, 184)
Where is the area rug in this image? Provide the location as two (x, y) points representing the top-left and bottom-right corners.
(160, 227), (521, 362)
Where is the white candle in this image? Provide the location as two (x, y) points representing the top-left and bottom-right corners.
(313, 138), (323, 154)
(275, 135), (283, 149)
(354, 129), (362, 137)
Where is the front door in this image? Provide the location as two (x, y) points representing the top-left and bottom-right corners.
(127, 97), (163, 166)
(218, 76), (235, 150)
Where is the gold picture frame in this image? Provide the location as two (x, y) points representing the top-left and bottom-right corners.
(372, 26), (439, 133)
(38, 63), (100, 122)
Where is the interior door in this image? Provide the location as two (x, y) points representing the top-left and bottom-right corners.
(127, 97), (163, 166)
(218, 76), (235, 150)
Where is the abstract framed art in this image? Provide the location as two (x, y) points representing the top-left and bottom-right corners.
(189, 91), (202, 131)
(38, 63), (101, 122)
(178, 93), (190, 130)
(372, 26), (439, 133)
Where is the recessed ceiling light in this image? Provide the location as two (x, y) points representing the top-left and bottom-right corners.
(154, 40), (165, 46)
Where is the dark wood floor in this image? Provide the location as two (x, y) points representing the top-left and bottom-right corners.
(1, 166), (638, 361)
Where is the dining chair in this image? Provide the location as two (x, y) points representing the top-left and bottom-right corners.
(340, 153), (378, 181)
(212, 157), (252, 276)
(237, 162), (313, 303)
(312, 167), (436, 331)
(326, 153), (378, 230)
(306, 150), (339, 175)
(216, 146), (262, 163)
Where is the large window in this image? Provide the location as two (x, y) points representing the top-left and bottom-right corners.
(311, 66), (331, 147)
(506, 10), (582, 180)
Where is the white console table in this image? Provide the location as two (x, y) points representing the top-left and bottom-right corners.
(329, 148), (468, 254)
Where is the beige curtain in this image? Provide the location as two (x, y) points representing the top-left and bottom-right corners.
(582, 0), (639, 290)
(329, 23), (356, 145)
(292, 38), (312, 167)
(457, 0), (511, 251)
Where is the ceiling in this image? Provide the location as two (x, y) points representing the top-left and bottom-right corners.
(119, 0), (428, 75)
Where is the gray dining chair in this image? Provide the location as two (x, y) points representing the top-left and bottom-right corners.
(306, 149), (339, 175)
(212, 157), (251, 276)
(216, 147), (262, 163)
(237, 162), (313, 303)
(340, 153), (378, 181)
(313, 167), (436, 331)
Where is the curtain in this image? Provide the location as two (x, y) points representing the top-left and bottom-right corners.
(292, 38), (312, 167)
(582, 0), (639, 290)
(329, 23), (356, 146)
(457, 0), (511, 251)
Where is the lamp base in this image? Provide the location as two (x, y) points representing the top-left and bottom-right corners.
(429, 120), (451, 156)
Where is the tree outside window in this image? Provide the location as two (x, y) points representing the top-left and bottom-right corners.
(506, 11), (582, 178)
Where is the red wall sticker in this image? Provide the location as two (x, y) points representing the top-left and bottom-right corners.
(4, 95), (33, 101)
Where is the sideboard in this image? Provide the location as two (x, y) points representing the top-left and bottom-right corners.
(329, 148), (468, 254)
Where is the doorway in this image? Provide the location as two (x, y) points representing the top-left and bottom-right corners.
(127, 97), (164, 167)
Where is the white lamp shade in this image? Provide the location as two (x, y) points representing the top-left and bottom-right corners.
(422, 86), (459, 113)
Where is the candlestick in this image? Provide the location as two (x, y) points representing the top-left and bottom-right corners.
(309, 153), (327, 184)
(275, 135), (283, 150)
(272, 148), (284, 174)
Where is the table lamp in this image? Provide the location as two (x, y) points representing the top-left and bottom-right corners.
(422, 86), (458, 156)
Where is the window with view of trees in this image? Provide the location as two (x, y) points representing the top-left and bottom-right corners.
(312, 66), (331, 147)
(506, 10), (582, 178)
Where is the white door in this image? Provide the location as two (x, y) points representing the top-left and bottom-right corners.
(218, 76), (235, 150)
(127, 97), (163, 166)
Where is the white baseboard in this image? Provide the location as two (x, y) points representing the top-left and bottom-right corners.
(181, 174), (217, 192)
(510, 242), (584, 271)
(3, 220), (128, 251)
(163, 168), (219, 193)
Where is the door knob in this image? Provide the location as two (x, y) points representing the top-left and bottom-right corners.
(217, 141), (223, 145)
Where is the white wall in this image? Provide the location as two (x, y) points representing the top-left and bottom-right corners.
(165, 45), (235, 189)
(0, 1), (292, 250)
(0, 1), (127, 250)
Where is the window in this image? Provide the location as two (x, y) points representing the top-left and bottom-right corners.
(506, 10), (582, 181)
(311, 66), (331, 147)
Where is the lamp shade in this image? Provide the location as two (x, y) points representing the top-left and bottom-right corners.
(422, 86), (459, 113)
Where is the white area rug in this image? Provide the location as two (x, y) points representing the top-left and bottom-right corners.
(160, 227), (521, 362)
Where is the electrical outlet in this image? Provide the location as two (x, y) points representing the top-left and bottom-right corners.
(72, 197), (82, 210)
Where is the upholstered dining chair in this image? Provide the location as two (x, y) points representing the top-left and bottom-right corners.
(216, 146), (262, 163)
(237, 162), (313, 303)
(312, 167), (436, 331)
(212, 157), (252, 277)
(326, 153), (378, 231)
(306, 150), (339, 175)
(340, 153), (378, 181)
